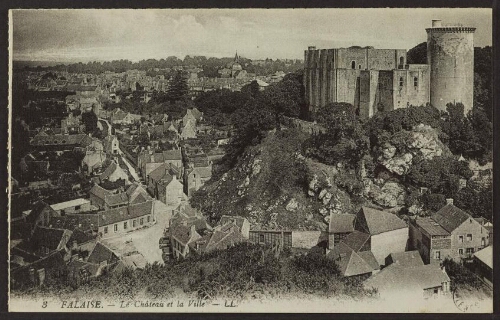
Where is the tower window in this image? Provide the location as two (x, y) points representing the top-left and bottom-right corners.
(399, 56), (404, 67)
(399, 77), (404, 87)
(351, 61), (356, 69)
(414, 77), (418, 88)
(358, 65), (362, 69)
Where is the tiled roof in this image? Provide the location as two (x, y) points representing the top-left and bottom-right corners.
(89, 184), (113, 201)
(431, 204), (471, 233)
(364, 264), (450, 293)
(31, 133), (92, 147)
(172, 224), (194, 246)
(205, 225), (243, 253)
(327, 242), (379, 277)
(50, 198), (89, 211)
(104, 192), (129, 207)
(192, 166), (212, 179)
(219, 216), (248, 231)
(342, 230), (371, 252)
(149, 163), (180, 184)
(162, 149), (182, 161)
(48, 213), (99, 233)
(99, 161), (118, 181)
(414, 216), (450, 236)
(358, 207), (407, 235)
(68, 229), (97, 246)
(87, 242), (119, 264)
(329, 213), (356, 233)
(17, 226), (72, 254)
(98, 200), (153, 226)
(82, 151), (107, 168)
(26, 201), (56, 225)
(387, 250), (424, 267)
(474, 245), (492, 269)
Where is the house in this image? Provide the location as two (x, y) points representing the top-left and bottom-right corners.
(30, 133), (93, 151)
(328, 213), (356, 251)
(87, 242), (120, 265)
(90, 183), (150, 210)
(385, 250), (424, 267)
(50, 198), (91, 215)
(409, 201), (490, 264)
(14, 226), (73, 259)
(11, 201), (58, 239)
(219, 216), (250, 239)
(10, 250), (67, 289)
(185, 166), (212, 197)
(97, 160), (129, 184)
(355, 207), (408, 266)
(327, 241), (380, 280)
(182, 108), (203, 124)
(81, 151), (107, 175)
(199, 222), (245, 254)
(170, 224), (202, 259)
(148, 164), (184, 206)
(363, 263), (451, 299)
(61, 113), (82, 134)
(472, 245), (492, 287)
(180, 120), (197, 140)
(103, 135), (120, 154)
(97, 200), (155, 238)
(149, 113), (169, 124)
(137, 149), (183, 180)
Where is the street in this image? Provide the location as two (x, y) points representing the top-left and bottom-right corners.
(103, 200), (174, 264)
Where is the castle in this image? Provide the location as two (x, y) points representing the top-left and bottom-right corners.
(304, 20), (476, 118)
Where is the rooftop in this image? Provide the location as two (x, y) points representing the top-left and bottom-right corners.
(50, 198), (90, 211)
(414, 216), (450, 237)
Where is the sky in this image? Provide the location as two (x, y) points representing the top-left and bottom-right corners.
(11, 8), (492, 63)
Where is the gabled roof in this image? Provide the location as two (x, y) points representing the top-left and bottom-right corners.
(87, 242), (119, 264)
(31, 133), (92, 147)
(89, 184), (113, 201)
(104, 192), (129, 207)
(431, 204), (472, 233)
(364, 264), (450, 293)
(329, 213), (356, 234)
(358, 207), (407, 235)
(171, 224), (198, 246)
(387, 250), (424, 267)
(25, 201), (56, 225)
(68, 228), (97, 246)
(327, 242), (379, 277)
(219, 216), (248, 231)
(474, 245), (492, 269)
(204, 225), (243, 253)
(17, 226), (72, 254)
(342, 230), (371, 252)
(413, 216), (450, 237)
(98, 200), (153, 226)
(99, 161), (119, 181)
(48, 214), (99, 233)
(190, 166), (212, 179)
(149, 163), (180, 184)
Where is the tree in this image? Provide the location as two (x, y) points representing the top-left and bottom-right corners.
(306, 103), (369, 167)
(166, 70), (189, 103)
(81, 111), (98, 134)
(406, 42), (427, 64)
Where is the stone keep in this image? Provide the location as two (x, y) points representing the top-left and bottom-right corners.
(426, 19), (476, 114)
(304, 20), (475, 118)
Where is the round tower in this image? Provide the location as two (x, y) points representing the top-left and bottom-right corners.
(426, 19), (476, 113)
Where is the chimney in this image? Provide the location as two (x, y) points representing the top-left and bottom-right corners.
(432, 19), (442, 27)
(172, 174), (177, 181)
(446, 198), (454, 205)
(190, 224), (196, 235)
(308, 46), (317, 51)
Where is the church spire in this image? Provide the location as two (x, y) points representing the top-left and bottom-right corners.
(234, 51), (239, 63)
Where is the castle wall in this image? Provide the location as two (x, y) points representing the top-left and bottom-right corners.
(426, 27), (475, 113)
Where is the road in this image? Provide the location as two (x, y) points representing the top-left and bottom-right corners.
(104, 200), (174, 264)
(98, 118), (112, 136)
(119, 150), (141, 182)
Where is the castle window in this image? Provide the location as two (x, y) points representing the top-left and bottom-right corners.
(399, 77), (404, 87)
(351, 61), (356, 69)
(358, 65), (362, 69)
(414, 77), (418, 88)
(399, 56), (404, 67)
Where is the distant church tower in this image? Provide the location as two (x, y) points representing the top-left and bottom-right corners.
(426, 19), (476, 113)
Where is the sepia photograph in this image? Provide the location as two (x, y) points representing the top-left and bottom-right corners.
(8, 8), (493, 313)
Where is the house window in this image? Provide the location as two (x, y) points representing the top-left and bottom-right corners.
(434, 288), (439, 294)
(458, 235), (464, 243)
(259, 234), (265, 243)
(351, 61), (356, 69)
(124, 222), (128, 230)
(458, 248), (463, 255)
(399, 77), (404, 87)
(414, 77), (418, 88)
(481, 237), (486, 246)
(114, 224), (118, 232)
(466, 248), (474, 255)
(434, 251), (441, 260)
(466, 234), (472, 241)
(133, 220), (136, 227)
(74, 205), (81, 210)
(147, 216), (150, 223)
(104, 226), (108, 234)
(140, 218), (144, 225)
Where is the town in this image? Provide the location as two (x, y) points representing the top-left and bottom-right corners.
(9, 11), (493, 312)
